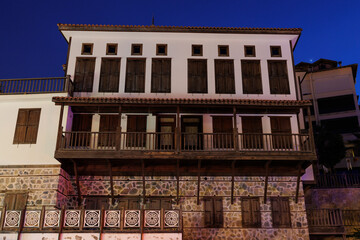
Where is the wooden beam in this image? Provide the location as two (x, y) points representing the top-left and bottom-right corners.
(58, 206), (65, 240)
(56, 104), (64, 150)
(17, 207), (26, 240)
(264, 160), (271, 203)
(0, 205), (6, 231)
(231, 160), (236, 204)
(295, 162), (303, 203)
(116, 105), (122, 151)
(197, 160), (201, 205)
(233, 106), (239, 151)
(176, 105), (180, 152)
(72, 160), (82, 206)
(176, 159), (180, 204)
(142, 160), (146, 204)
(108, 160), (114, 205)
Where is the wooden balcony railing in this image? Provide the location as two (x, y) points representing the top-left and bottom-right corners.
(0, 76), (73, 95)
(316, 174), (360, 188)
(58, 131), (314, 153)
(0, 206), (182, 234)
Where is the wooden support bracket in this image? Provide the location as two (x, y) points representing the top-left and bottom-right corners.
(108, 160), (115, 205)
(197, 160), (201, 205)
(295, 161), (304, 203)
(142, 160), (146, 204)
(231, 160), (236, 204)
(263, 160), (272, 203)
(72, 160), (82, 207)
(176, 159), (180, 204)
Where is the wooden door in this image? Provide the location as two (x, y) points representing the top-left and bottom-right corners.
(241, 117), (263, 149)
(181, 116), (203, 150)
(126, 115), (147, 147)
(270, 117), (292, 149)
(71, 114), (92, 147)
(98, 115), (118, 148)
(157, 116), (175, 150)
(212, 116), (233, 149)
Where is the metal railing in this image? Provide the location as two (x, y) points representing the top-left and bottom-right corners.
(0, 76), (73, 95)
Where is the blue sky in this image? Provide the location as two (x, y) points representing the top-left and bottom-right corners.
(0, 0), (359, 90)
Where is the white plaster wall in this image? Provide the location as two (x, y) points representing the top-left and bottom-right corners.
(0, 93), (67, 165)
(63, 31), (298, 100)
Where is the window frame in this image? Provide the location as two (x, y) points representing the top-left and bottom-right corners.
(218, 45), (229, 57)
(106, 43), (118, 55)
(192, 45), (203, 56)
(131, 44), (143, 55)
(270, 197), (291, 228)
(244, 45), (256, 57)
(156, 44), (168, 56)
(203, 197), (223, 228)
(214, 59), (235, 94)
(81, 43), (93, 55)
(13, 108), (41, 144)
(125, 58), (146, 93)
(187, 59), (208, 94)
(270, 46), (282, 57)
(241, 197), (261, 228)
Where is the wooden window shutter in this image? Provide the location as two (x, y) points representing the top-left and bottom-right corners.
(13, 109), (41, 144)
(214, 198), (223, 227)
(126, 115), (147, 147)
(241, 198), (252, 227)
(271, 197), (291, 227)
(268, 60), (290, 94)
(161, 199), (172, 209)
(151, 58), (171, 93)
(4, 192), (28, 210)
(204, 198), (213, 227)
(241, 60), (262, 94)
(270, 117), (292, 149)
(215, 59), (235, 94)
(74, 58), (95, 92)
(188, 59), (208, 93)
(241, 116), (263, 149)
(125, 59), (146, 93)
(242, 197), (261, 228)
(99, 115), (118, 147)
(99, 58), (120, 92)
(251, 198), (261, 228)
(148, 199), (161, 209)
(128, 199), (140, 209)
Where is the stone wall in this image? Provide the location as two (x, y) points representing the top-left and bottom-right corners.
(305, 188), (360, 209)
(0, 165), (61, 209)
(62, 175), (309, 240)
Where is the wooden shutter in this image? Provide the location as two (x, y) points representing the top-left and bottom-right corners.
(151, 58), (171, 93)
(148, 199), (161, 209)
(128, 199), (140, 209)
(204, 198), (213, 227)
(160, 199), (172, 209)
(242, 197), (261, 228)
(270, 117), (292, 149)
(99, 115), (118, 147)
(271, 197), (291, 227)
(215, 59), (235, 94)
(74, 58), (95, 92)
(71, 114), (92, 147)
(125, 59), (146, 93)
(127, 115), (147, 147)
(252, 198), (261, 228)
(212, 116), (233, 148)
(214, 198), (223, 227)
(241, 60), (262, 94)
(99, 58), (120, 92)
(241, 116), (263, 149)
(241, 198), (252, 227)
(4, 192), (28, 210)
(268, 60), (290, 94)
(86, 197), (109, 209)
(13, 109), (41, 144)
(188, 59), (208, 93)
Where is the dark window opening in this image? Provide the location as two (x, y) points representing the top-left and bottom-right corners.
(321, 117), (360, 133)
(270, 46), (282, 57)
(131, 44), (143, 55)
(218, 45), (229, 56)
(106, 44), (118, 55)
(192, 45), (203, 56)
(317, 94), (356, 114)
(82, 43), (93, 55)
(244, 46), (256, 57)
(156, 44), (167, 56)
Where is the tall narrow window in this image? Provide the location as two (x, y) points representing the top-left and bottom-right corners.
(126, 115), (147, 147)
(212, 116), (233, 149)
(241, 116), (263, 149)
(151, 58), (171, 93)
(125, 59), (146, 93)
(204, 197), (223, 228)
(98, 115), (118, 148)
(241, 60), (262, 94)
(268, 60), (290, 94)
(188, 59), (208, 93)
(13, 109), (41, 144)
(74, 58), (96, 92)
(215, 59), (235, 94)
(71, 114), (92, 147)
(270, 117), (292, 149)
(99, 58), (121, 92)
(4, 192), (28, 210)
(242, 197), (261, 228)
(271, 197), (291, 228)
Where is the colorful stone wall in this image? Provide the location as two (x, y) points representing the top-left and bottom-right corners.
(0, 165), (61, 209)
(62, 175), (309, 240)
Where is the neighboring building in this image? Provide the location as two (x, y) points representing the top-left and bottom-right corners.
(0, 24), (317, 240)
(296, 59), (360, 239)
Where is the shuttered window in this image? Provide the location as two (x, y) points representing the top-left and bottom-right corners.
(204, 197), (223, 228)
(147, 198), (172, 210)
(74, 58), (96, 92)
(71, 114), (93, 147)
(241, 60), (262, 94)
(188, 59), (208, 93)
(99, 58), (121, 92)
(118, 198), (140, 209)
(270, 117), (292, 149)
(4, 192), (28, 210)
(98, 115), (118, 147)
(13, 109), (41, 144)
(85, 197), (109, 209)
(151, 58), (171, 93)
(268, 60), (290, 94)
(271, 197), (291, 228)
(212, 116), (233, 149)
(126, 115), (147, 147)
(242, 197), (261, 228)
(125, 58), (146, 93)
(241, 116), (263, 149)
(215, 59), (235, 94)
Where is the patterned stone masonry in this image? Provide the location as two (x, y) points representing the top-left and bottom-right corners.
(61, 175), (309, 240)
(0, 165), (62, 209)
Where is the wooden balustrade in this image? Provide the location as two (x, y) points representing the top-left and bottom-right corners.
(316, 174), (360, 188)
(342, 210), (360, 226)
(307, 209), (343, 227)
(59, 131), (313, 153)
(0, 76), (73, 95)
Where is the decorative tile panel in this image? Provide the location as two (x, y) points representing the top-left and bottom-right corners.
(24, 210), (41, 228)
(84, 210), (100, 228)
(145, 210), (160, 227)
(164, 210), (179, 227)
(44, 210), (60, 228)
(105, 210), (121, 227)
(4, 210), (21, 228)
(124, 210), (140, 228)
(64, 210), (80, 227)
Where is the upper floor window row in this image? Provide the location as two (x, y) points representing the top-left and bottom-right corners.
(73, 58), (290, 95)
(81, 43), (283, 58)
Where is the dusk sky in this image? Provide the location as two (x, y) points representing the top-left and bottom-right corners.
(0, 0), (359, 92)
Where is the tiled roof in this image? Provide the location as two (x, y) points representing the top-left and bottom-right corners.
(53, 97), (311, 107)
(58, 23), (302, 34)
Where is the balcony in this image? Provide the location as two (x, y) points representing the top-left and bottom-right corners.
(0, 207), (182, 237)
(315, 173), (360, 188)
(0, 76), (73, 95)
